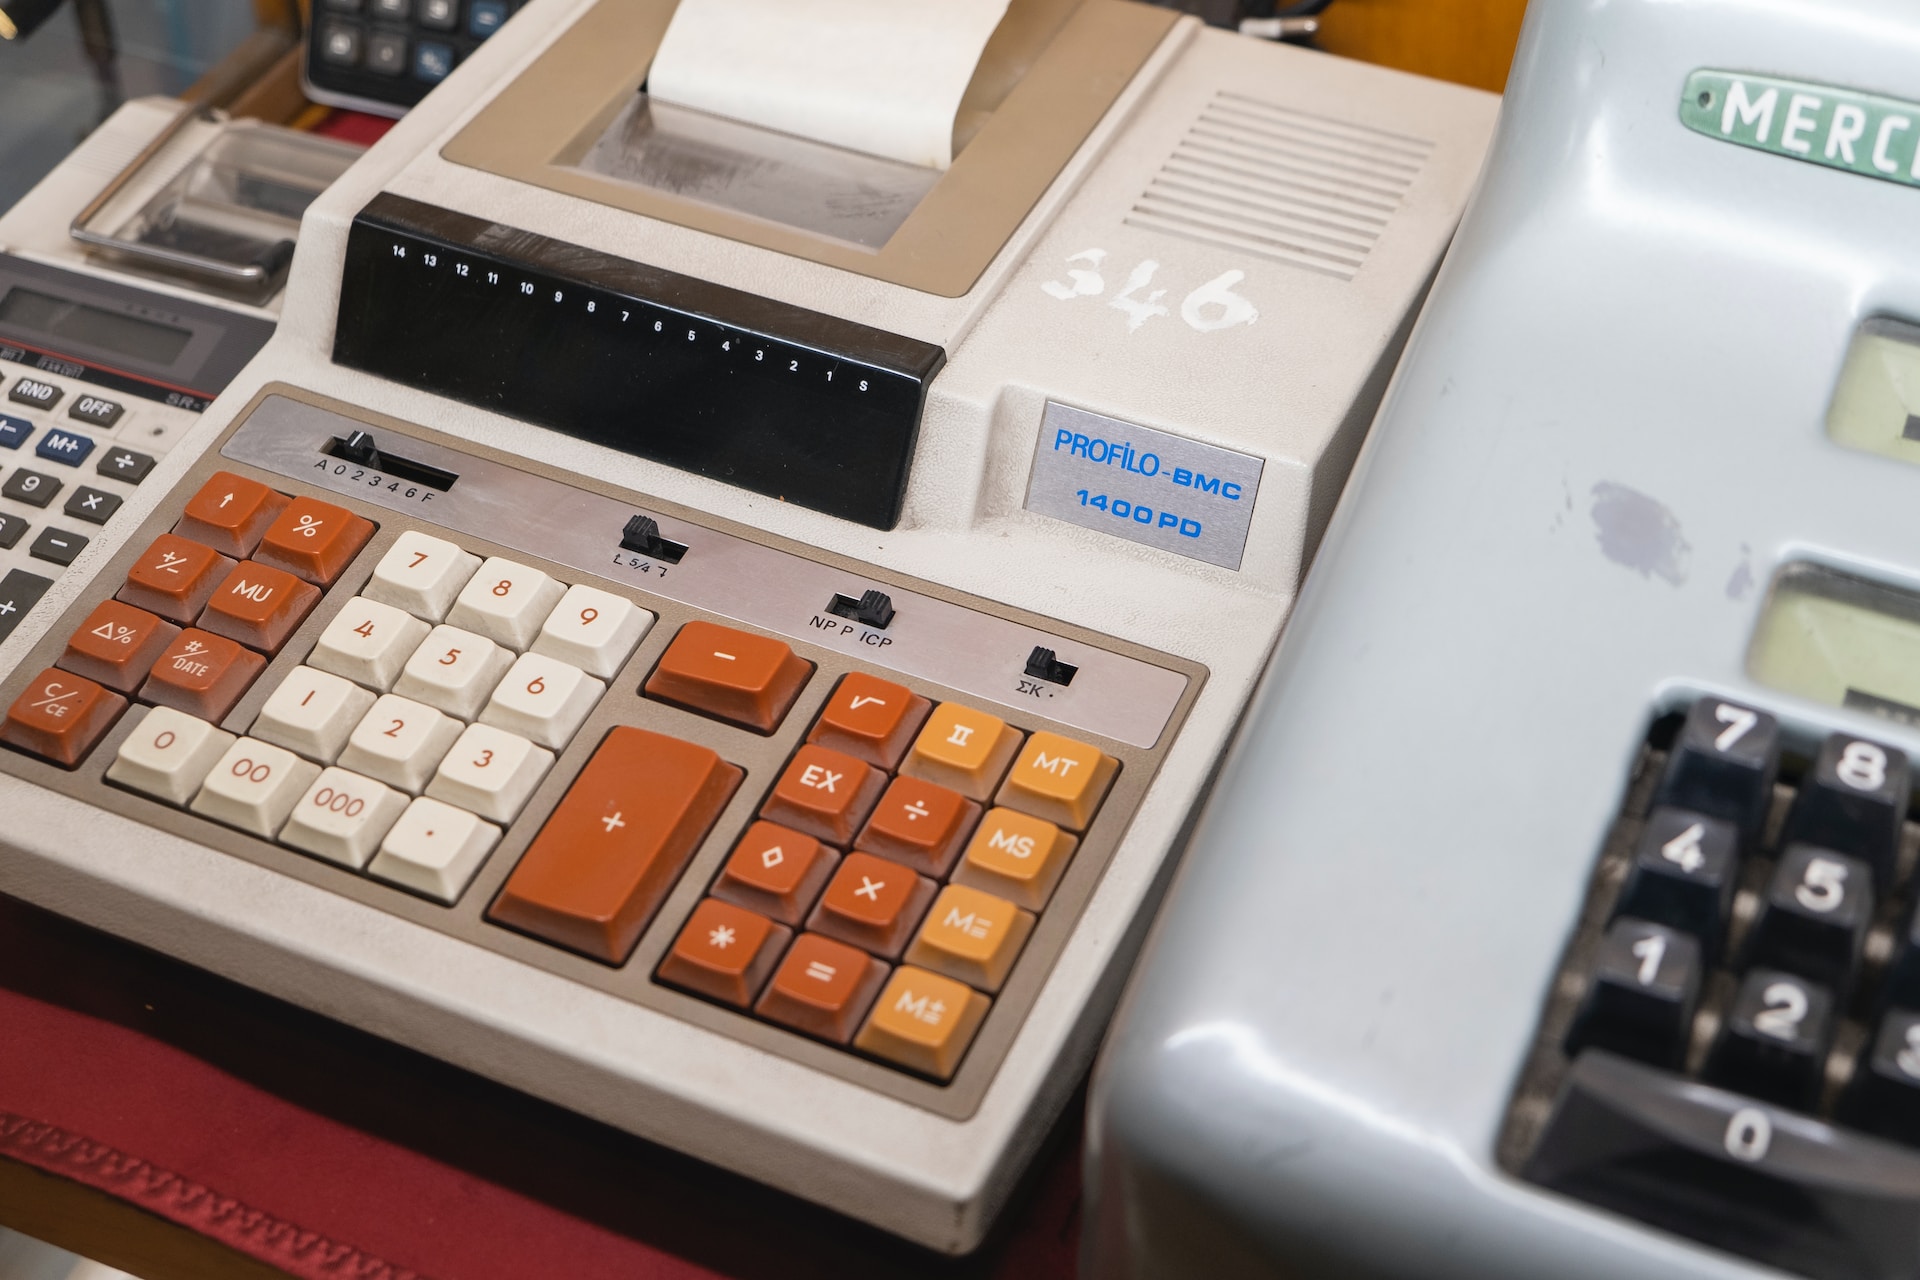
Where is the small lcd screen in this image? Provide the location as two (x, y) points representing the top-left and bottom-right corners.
(0, 287), (192, 366)
(1750, 564), (1920, 726)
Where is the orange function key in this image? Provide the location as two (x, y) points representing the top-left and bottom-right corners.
(951, 807), (1079, 911)
(140, 629), (265, 721)
(855, 775), (980, 877)
(853, 966), (990, 1080)
(900, 702), (1023, 801)
(645, 620), (812, 733)
(118, 533), (234, 625)
(904, 883), (1035, 993)
(254, 496), (375, 586)
(656, 898), (789, 1007)
(197, 562), (320, 653)
(760, 743), (885, 846)
(806, 850), (934, 959)
(58, 600), (179, 693)
(174, 471), (289, 558)
(754, 933), (888, 1043)
(996, 730), (1119, 831)
(807, 672), (930, 769)
(488, 726), (742, 963)
(1, 668), (126, 766)
(711, 821), (838, 926)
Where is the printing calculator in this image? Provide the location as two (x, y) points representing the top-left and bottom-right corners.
(1086, 0), (1920, 1277)
(0, 0), (1494, 1253)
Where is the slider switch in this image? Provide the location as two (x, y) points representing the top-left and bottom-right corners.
(620, 515), (688, 565)
(335, 430), (379, 465)
(827, 589), (894, 629)
(1024, 647), (1077, 686)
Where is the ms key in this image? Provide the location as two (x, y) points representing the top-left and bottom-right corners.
(1527, 1051), (1920, 1280)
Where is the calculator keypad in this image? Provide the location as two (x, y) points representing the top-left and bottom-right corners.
(657, 668), (1122, 1080)
(0, 413), (1189, 1102)
(306, 0), (530, 114)
(1505, 695), (1920, 1278)
(0, 367), (179, 644)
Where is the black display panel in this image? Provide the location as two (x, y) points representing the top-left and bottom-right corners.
(0, 287), (194, 364)
(0, 253), (274, 412)
(333, 193), (946, 530)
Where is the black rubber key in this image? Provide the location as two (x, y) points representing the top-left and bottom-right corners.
(1527, 1050), (1920, 1280)
(1566, 918), (1701, 1070)
(1655, 698), (1779, 848)
(1784, 732), (1909, 889)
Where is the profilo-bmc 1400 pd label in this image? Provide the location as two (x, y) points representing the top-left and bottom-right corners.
(1025, 401), (1263, 570)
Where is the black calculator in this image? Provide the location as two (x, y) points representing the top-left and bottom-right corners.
(302, 0), (528, 117)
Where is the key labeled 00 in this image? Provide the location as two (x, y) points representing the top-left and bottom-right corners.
(1074, 490), (1203, 538)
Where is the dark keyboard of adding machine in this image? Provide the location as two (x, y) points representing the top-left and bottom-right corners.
(1505, 696), (1920, 1280)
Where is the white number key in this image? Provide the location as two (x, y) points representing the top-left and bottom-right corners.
(531, 585), (652, 679)
(189, 738), (321, 837)
(279, 767), (409, 869)
(479, 652), (604, 750)
(338, 694), (462, 794)
(447, 557), (565, 651)
(105, 706), (235, 805)
(309, 596), (430, 691)
(426, 722), (553, 822)
(394, 625), (512, 720)
(364, 531), (481, 621)
(251, 666), (376, 762)
(368, 796), (502, 903)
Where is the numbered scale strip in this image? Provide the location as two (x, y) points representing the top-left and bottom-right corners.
(332, 193), (945, 530)
(1499, 697), (1920, 1280)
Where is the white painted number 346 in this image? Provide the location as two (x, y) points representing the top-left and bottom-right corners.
(1040, 249), (1259, 334)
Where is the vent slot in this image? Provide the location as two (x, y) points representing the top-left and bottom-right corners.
(1126, 91), (1433, 281)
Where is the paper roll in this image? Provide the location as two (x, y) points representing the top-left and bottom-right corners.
(646, 0), (1016, 171)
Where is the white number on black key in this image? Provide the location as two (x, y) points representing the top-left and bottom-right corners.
(1838, 740), (1889, 791)
(1661, 822), (1707, 874)
(1631, 933), (1666, 985)
(1794, 856), (1849, 914)
(1724, 1107), (1772, 1162)
(1754, 982), (1810, 1040)
(1714, 703), (1759, 752)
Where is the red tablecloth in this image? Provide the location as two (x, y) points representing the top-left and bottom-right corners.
(0, 894), (1079, 1279)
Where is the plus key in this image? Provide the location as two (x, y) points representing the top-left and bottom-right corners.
(488, 726), (743, 963)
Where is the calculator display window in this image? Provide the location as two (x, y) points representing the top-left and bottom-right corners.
(1828, 318), (1920, 466)
(1749, 564), (1920, 727)
(0, 287), (193, 366)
